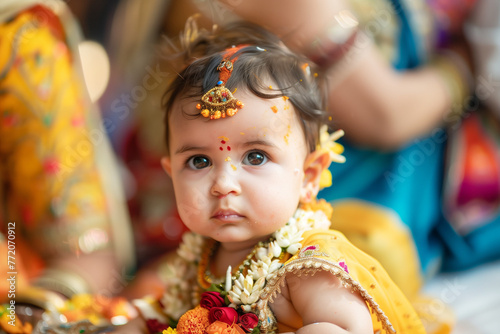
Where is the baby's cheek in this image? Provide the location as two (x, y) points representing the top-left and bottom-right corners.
(290, 167), (305, 187)
(176, 190), (208, 220)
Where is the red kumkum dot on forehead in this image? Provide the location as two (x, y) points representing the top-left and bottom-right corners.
(219, 147), (223, 151)
(221, 140), (226, 144)
(227, 146), (231, 151)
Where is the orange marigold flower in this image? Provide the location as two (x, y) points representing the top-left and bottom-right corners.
(205, 321), (246, 334)
(176, 306), (210, 334)
(300, 198), (334, 220)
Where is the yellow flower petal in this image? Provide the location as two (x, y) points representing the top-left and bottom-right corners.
(319, 169), (332, 189)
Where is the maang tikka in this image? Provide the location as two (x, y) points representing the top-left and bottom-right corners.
(196, 45), (247, 120)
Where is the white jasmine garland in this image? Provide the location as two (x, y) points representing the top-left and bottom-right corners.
(157, 257), (197, 319)
(285, 243), (301, 255)
(311, 210), (331, 229)
(248, 255), (281, 280)
(268, 240), (282, 258)
(225, 266), (232, 292)
(255, 246), (269, 261)
(177, 232), (205, 262)
(275, 224), (303, 254)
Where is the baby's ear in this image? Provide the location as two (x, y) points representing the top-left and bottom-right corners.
(160, 157), (172, 177)
(300, 150), (331, 203)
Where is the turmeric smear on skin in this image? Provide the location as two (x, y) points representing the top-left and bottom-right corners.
(218, 136), (229, 142)
(282, 96), (290, 110)
(271, 106), (278, 113)
(284, 125), (291, 144)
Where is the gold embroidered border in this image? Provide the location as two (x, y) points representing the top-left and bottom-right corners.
(255, 257), (397, 334)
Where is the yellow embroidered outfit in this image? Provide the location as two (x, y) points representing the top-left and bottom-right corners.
(259, 229), (426, 333)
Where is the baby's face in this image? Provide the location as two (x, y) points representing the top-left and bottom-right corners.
(163, 90), (309, 250)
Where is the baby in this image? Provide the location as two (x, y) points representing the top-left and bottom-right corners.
(127, 23), (425, 334)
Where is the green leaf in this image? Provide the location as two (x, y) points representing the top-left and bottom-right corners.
(168, 317), (178, 328)
(224, 295), (231, 305)
(207, 283), (224, 293)
(251, 325), (261, 334)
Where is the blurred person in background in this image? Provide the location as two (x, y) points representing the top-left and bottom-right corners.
(0, 0), (136, 331)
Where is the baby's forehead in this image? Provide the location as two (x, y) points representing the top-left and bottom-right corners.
(169, 90), (303, 134)
(171, 87), (291, 118)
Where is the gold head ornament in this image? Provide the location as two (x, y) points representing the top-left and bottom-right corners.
(196, 45), (248, 120)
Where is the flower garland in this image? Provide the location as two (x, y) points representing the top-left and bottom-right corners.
(141, 204), (332, 334)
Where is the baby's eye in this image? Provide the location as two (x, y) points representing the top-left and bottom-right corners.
(243, 151), (268, 166)
(187, 155), (212, 169)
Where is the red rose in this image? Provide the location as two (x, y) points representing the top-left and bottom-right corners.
(200, 291), (226, 310)
(239, 313), (259, 332)
(145, 319), (169, 333)
(208, 307), (238, 325)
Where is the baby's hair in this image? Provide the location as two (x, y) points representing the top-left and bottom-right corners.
(162, 21), (327, 154)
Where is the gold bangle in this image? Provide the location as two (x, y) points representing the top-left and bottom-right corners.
(33, 269), (92, 298)
(15, 286), (66, 312)
(431, 50), (474, 119)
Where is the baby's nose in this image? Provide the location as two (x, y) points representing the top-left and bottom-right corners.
(210, 169), (241, 198)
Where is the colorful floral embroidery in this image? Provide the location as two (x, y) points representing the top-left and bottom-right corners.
(298, 244), (329, 258)
(299, 245), (319, 257)
(338, 261), (349, 273)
